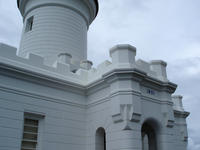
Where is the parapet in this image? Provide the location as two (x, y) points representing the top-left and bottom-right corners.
(80, 60), (93, 70)
(172, 95), (184, 112)
(172, 95), (189, 142)
(0, 43), (87, 85)
(0, 43), (171, 86)
(150, 60), (168, 82)
(110, 44), (136, 68)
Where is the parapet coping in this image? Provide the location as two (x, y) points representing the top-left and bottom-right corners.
(0, 43), (174, 88)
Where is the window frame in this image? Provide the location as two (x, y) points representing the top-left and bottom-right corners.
(25, 16), (34, 33)
(21, 112), (45, 150)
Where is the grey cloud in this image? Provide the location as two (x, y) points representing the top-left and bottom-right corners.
(88, 0), (200, 65)
(188, 137), (200, 150)
(0, 0), (22, 47)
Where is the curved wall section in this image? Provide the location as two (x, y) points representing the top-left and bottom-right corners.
(17, 0), (98, 65)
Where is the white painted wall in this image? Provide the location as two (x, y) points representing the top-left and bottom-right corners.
(0, 42), (189, 150)
(0, 1), (189, 149)
(0, 73), (87, 150)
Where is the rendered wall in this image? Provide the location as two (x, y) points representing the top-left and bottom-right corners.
(86, 77), (188, 150)
(18, 5), (87, 65)
(18, 0), (98, 65)
(0, 73), (87, 150)
(0, 43), (189, 150)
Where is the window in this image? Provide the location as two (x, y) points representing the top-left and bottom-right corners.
(147, 89), (155, 95)
(21, 118), (39, 150)
(96, 127), (106, 150)
(21, 112), (44, 150)
(25, 16), (34, 32)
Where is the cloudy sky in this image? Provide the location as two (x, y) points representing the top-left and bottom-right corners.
(0, 0), (200, 149)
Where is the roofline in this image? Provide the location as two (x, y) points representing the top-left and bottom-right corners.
(17, 0), (99, 17)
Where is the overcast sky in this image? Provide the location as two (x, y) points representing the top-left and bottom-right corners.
(0, 0), (200, 149)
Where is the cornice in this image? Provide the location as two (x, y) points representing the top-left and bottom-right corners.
(101, 68), (177, 93)
(0, 62), (86, 95)
(174, 110), (190, 118)
(0, 62), (181, 110)
(0, 62), (177, 95)
(0, 84), (85, 109)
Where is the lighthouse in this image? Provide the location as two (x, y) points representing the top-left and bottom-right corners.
(17, 0), (98, 65)
(0, 0), (189, 150)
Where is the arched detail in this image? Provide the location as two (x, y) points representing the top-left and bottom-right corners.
(95, 127), (106, 150)
(141, 118), (160, 150)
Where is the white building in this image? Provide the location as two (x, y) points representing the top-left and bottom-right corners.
(0, 0), (189, 150)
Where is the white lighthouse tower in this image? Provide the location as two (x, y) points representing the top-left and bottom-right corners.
(0, 0), (189, 150)
(17, 0), (98, 65)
